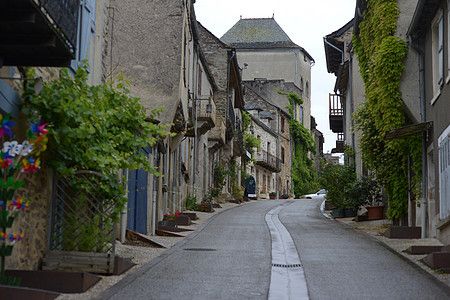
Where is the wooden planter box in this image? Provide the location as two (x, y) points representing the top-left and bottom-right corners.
(383, 226), (421, 239)
(43, 250), (114, 274)
(5, 270), (101, 293)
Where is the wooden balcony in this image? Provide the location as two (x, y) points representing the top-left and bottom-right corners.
(331, 133), (345, 153)
(329, 93), (343, 133)
(0, 0), (78, 67)
(255, 149), (281, 173)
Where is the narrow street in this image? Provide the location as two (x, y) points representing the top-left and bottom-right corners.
(98, 199), (450, 300)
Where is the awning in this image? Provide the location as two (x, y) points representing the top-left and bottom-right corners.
(384, 121), (432, 140)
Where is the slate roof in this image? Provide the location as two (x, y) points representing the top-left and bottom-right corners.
(245, 103), (264, 111)
(221, 18), (299, 49)
(221, 18), (314, 61)
(260, 111), (274, 120)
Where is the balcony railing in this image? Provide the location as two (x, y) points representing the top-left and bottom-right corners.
(0, 0), (79, 66)
(329, 93), (344, 133)
(255, 149), (281, 173)
(39, 0), (79, 48)
(332, 133), (345, 153)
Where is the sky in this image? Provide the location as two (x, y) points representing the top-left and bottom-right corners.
(194, 0), (356, 155)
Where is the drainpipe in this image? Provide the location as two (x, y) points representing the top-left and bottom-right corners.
(324, 37), (344, 65)
(348, 51), (356, 158)
(276, 109), (280, 198)
(152, 150), (159, 236)
(409, 36), (427, 238)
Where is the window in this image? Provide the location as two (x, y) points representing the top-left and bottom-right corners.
(281, 147), (285, 164)
(197, 64), (203, 96)
(299, 106), (304, 125)
(431, 10), (444, 103)
(305, 81), (309, 98)
(439, 125), (450, 220)
(281, 116), (285, 133)
(71, 0), (96, 72)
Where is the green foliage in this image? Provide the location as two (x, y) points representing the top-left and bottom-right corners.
(319, 163), (356, 209)
(23, 66), (168, 177)
(213, 162), (231, 191)
(241, 111), (261, 155)
(22, 65), (168, 251)
(186, 194), (197, 211)
(352, 0), (422, 220)
(279, 91), (317, 196)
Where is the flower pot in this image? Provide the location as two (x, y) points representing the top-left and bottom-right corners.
(332, 208), (345, 218)
(367, 205), (384, 220)
(344, 208), (357, 218)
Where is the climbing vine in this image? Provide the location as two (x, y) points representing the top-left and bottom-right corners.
(22, 65), (169, 218)
(353, 0), (422, 220)
(279, 91), (317, 196)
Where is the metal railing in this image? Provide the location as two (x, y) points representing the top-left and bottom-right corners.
(37, 0), (79, 49)
(49, 171), (116, 255)
(255, 149), (280, 171)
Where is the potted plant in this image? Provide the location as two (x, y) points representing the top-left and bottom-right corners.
(269, 192), (276, 199)
(319, 163), (356, 218)
(360, 176), (384, 220)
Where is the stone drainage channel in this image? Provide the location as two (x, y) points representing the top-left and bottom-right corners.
(265, 202), (309, 300)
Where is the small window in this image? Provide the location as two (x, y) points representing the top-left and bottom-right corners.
(281, 147), (285, 164)
(281, 116), (285, 133)
(197, 64), (203, 96)
(431, 10), (444, 101)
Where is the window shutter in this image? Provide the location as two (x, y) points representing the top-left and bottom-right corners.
(438, 10), (444, 87)
(71, 0), (96, 71)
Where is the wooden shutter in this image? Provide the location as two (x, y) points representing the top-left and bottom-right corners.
(71, 0), (96, 71)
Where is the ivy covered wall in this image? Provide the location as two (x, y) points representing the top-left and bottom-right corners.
(352, 0), (422, 220)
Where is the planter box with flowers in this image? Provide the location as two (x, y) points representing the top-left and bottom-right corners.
(0, 114), (48, 286)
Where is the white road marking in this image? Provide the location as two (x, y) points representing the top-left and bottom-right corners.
(266, 203), (309, 300)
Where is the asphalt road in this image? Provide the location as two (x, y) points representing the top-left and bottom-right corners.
(99, 199), (450, 300)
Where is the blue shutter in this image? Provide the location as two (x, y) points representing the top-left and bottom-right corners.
(71, 0), (96, 72)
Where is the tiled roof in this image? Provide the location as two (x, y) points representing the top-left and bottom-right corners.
(221, 18), (299, 49)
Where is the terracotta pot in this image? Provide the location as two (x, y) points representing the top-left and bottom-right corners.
(367, 205), (384, 220)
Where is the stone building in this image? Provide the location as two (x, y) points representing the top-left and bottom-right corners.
(327, 0), (450, 246)
(407, 0), (450, 243)
(221, 17), (316, 197)
(197, 22), (245, 201)
(0, 0), (108, 270)
(243, 82), (292, 198)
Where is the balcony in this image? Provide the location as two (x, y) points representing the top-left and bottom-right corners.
(331, 133), (345, 153)
(329, 93), (343, 133)
(208, 118), (226, 151)
(186, 97), (216, 137)
(0, 0), (79, 67)
(255, 149), (281, 173)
